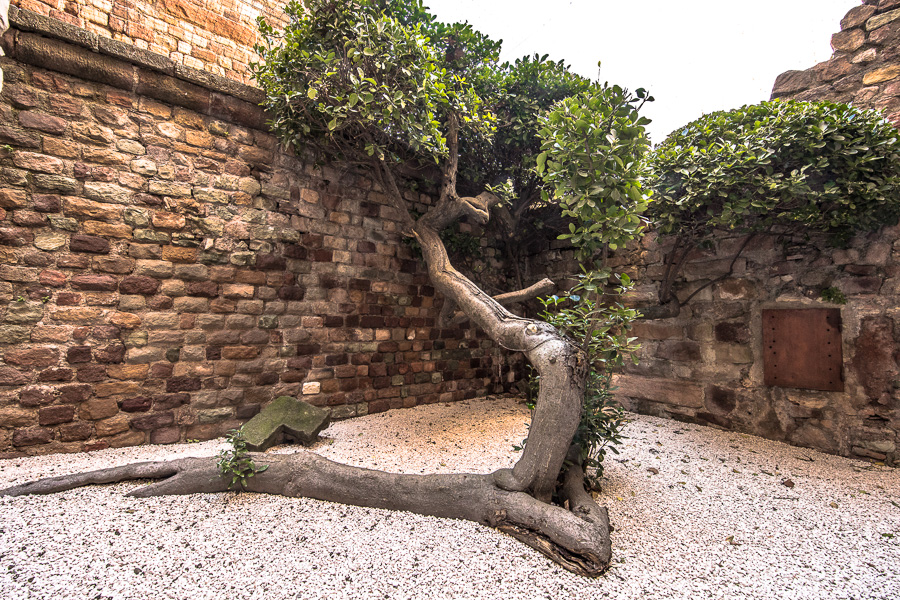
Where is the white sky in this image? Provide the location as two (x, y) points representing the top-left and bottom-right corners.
(424, 0), (861, 143)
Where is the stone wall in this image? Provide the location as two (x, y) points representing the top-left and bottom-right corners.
(772, 0), (900, 126)
(562, 0), (900, 465)
(0, 9), (502, 457)
(10, 0), (286, 84)
(529, 223), (899, 465)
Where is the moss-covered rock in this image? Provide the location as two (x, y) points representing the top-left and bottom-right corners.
(242, 396), (330, 451)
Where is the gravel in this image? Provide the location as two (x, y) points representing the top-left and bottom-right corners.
(1, 395), (898, 600)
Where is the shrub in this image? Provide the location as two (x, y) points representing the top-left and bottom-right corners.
(647, 99), (900, 246)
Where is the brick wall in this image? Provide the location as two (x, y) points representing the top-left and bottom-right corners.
(10, 0), (287, 84)
(0, 10), (502, 457)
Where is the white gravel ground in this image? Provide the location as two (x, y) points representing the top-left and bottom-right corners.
(0, 395), (898, 600)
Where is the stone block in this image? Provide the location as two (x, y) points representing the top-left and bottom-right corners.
(12, 427), (51, 447)
(867, 7), (900, 30)
(241, 396), (330, 451)
(612, 375), (704, 408)
(831, 29), (866, 53)
(4, 347), (58, 368)
(841, 4), (876, 30)
(38, 405), (76, 426)
(79, 397), (119, 420)
(130, 411), (175, 431)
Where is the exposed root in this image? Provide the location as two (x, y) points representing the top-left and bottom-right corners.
(0, 451), (611, 577)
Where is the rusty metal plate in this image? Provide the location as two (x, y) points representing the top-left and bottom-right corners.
(762, 309), (844, 392)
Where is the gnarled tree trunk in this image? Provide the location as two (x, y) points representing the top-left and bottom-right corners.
(0, 117), (612, 577)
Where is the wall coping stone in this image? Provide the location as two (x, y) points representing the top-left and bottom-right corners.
(5, 6), (265, 106)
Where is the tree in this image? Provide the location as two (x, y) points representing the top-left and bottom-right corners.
(0, 0), (651, 577)
(643, 99), (900, 315)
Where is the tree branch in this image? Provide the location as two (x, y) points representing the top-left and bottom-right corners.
(677, 234), (755, 307)
(446, 278), (556, 327)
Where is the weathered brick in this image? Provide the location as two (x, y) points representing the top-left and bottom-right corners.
(96, 415), (131, 437)
(13, 152), (65, 174)
(162, 246), (198, 263)
(223, 284), (255, 299)
(5, 347), (59, 368)
(37, 368), (74, 382)
(32, 194), (61, 213)
(222, 346), (259, 360)
(12, 427), (52, 447)
(69, 235), (110, 254)
(153, 393), (190, 410)
(77, 364), (108, 382)
(166, 377), (201, 392)
(110, 312), (142, 329)
(66, 346), (93, 364)
(94, 256), (136, 274)
(19, 386), (55, 407)
(94, 344), (126, 364)
(19, 111), (67, 134)
(152, 212), (187, 229)
(0, 367), (28, 385)
(120, 396), (152, 412)
(131, 411), (175, 431)
(0, 228), (35, 247)
(134, 260), (175, 278)
(83, 221), (133, 238)
(83, 182), (133, 205)
(58, 384), (93, 404)
(57, 422), (93, 442)
(71, 274), (118, 291)
(119, 276), (160, 295)
(38, 405), (76, 426)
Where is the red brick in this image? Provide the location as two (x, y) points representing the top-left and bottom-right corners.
(131, 411), (175, 431)
(39, 405), (76, 426)
(19, 111), (67, 135)
(13, 427), (52, 447)
(69, 235), (110, 254)
(119, 276), (160, 295)
(5, 347), (59, 368)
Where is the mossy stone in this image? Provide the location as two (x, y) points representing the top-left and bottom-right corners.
(242, 396), (330, 451)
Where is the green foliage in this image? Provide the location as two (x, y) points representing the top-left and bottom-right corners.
(535, 85), (651, 485)
(646, 100), (900, 246)
(537, 85), (653, 259)
(216, 429), (269, 490)
(573, 371), (626, 485)
(253, 0), (494, 165)
(538, 270), (641, 369)
(820, 286), (847, 305)
(462, 54), (592, 193)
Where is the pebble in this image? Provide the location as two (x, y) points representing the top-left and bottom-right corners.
(0, 396), (897, 599)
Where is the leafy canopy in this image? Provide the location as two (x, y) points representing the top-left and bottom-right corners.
(538, 86), (653, 257)
(254, 0), (495, 164)
(646, 99), (900, 245)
